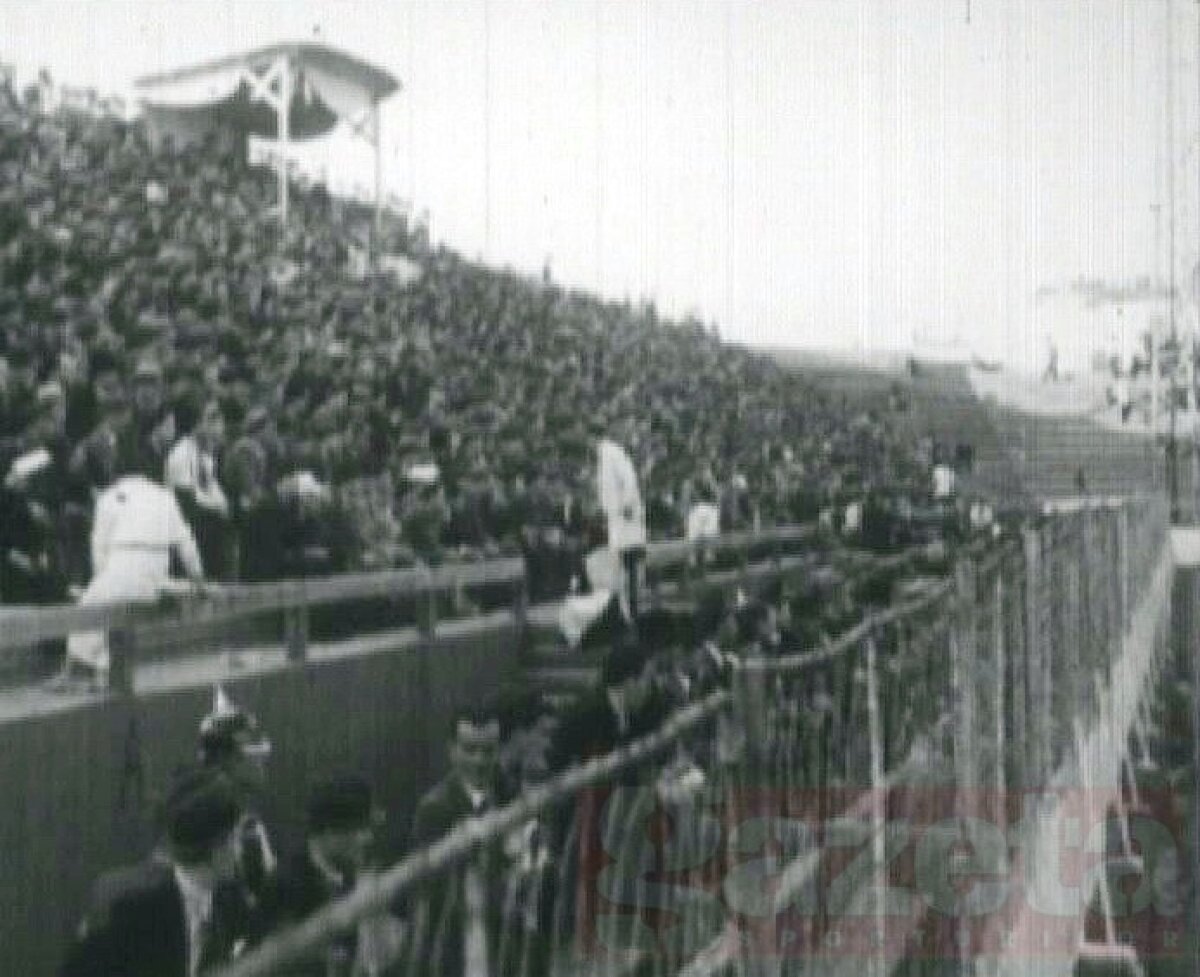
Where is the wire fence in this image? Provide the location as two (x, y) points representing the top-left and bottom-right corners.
(205, 495), (1168, 977)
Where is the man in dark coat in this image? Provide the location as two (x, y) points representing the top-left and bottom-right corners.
(271, 773), (396, 977)
(405, 707), (503, 977)
(548, 637), (670, 774)
(60, 767), (251, 977)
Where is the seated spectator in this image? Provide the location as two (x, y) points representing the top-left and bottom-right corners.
(166, 395), (231, 579)
(119, 356), (174, 480)
(56, 464), (203, 690)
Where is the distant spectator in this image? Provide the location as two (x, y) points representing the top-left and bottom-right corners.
(167, 396), (231, 579)
(407, 707), (504, 977)
(56, 471), (203, 689)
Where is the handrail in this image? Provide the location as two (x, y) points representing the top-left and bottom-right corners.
(0, 558), (526, 654)
(0, 523), (819, 656)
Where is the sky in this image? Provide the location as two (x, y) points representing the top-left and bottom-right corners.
(0, 0), (1195, 374)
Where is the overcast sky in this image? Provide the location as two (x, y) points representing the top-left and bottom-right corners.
(1, 0), (1194, 374)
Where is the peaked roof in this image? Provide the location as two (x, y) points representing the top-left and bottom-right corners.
(135, 42), (400, 102)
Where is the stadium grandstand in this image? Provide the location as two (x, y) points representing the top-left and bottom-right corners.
(0, 36), (1197, 977)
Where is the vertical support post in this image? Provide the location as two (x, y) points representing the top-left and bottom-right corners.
(278, 54), (290, 234)
(1118, 504), (1131, 637)
(992, 570), (1007, 827)
(418, 583), (439, 640)
(680, 545), (694, 603)
(1022, 527), (1050, 786)
(373, 100), (383, 266)
(513, 572), (529, 655)
(733, 657), (768, 766)
(951, 556), (978, 799)
(1007, 557), (1027, 793)
(1191, 570), (1200, 977)
(284, 603), (309, 662)
(108, 627), (136, 696)
(864, 631), (887, 977)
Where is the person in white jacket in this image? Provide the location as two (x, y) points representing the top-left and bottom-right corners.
(59, 474), (204, 688)
(596, 434), (647, 622)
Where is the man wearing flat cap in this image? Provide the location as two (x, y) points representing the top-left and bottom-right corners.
(60, 766), (253, 977)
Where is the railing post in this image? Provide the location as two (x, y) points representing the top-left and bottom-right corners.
(284, 604), (309, 662)
(107, 626), (136, 696)
(731, 657), (769, 770)
(864, 631), (888, 977)
(951, 556), (978, 799)
(418, 583), (439, 640)
(1022, 527), (1050, 786)
(1113, 504), (1123, 633)
(991, 569), (1007, 824)
(512, 573), (529, 654)
(680, 544), (695, 602)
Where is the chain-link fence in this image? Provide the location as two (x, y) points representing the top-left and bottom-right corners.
(212, 496), (1170, 977)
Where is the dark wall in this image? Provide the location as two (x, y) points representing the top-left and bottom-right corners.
(0, 619), (520, 977)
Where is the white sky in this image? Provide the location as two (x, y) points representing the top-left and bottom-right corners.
(1, 0), (1195, 374)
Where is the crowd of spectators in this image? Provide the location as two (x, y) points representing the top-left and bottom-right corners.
(0, 68), (961, 617)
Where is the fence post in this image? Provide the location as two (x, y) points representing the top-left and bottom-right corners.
(107, 626), (137, 696)
(1113, 501), (1123, 638)
(284, 603), (309, 662)
(951, 556), (978, 802)
(1022, 527), (1050, 786)
(991, 569), (1007, 826)
(680, 545), (695, 603)
(512, 572), (529, 654)
(418, 582), (439, 640)
(864, 631), (887, 977)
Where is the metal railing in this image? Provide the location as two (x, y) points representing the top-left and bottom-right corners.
(204, 495), (1170, 977)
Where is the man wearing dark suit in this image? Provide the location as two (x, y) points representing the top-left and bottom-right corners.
(548, 637), (669, 775)
(271, 773), (397, 977)
(60, 767), (250, 977)
(405, 707), (503, 977)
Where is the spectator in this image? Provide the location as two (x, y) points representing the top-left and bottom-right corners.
(548, 638), (668, 772)
(406, 706), (504, 977)
(59, 766), (252, 977)
(56, 468), (203, 690)
(197, 686), (276, 924)
(119, 356), (174, 480)
(167, 395), (231, 579)
(595, 427), (647, 623)
(272, 773), (400, 977)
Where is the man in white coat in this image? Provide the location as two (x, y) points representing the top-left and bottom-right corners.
(60, 474), (204, 688)
(596, 433), (647, 623)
